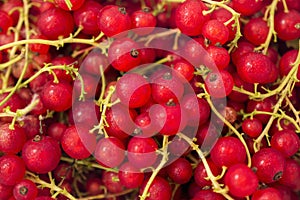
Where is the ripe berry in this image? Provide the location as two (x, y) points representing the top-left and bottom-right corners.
(97, 5), (131, 37)
(175, 0), (209, 36)
(102, 171), (124, 193)
(271, 129), (300, 157)
(61, 125), (96, 160)
(166, 158), (193, 184)
(28, 34), (50, 54)
(85, 176), (104, 195)
(172, 59), (195, 81)
(252, 187), (283, 200)
(0, 10), (13, 34)
(116, 73), (151, 108)
(211, 8), (236, 41)
(139, 176), (172, 200)
(0, 155), (26, 186)
(118, 162), (145, 189)
(236, 52), (277, 84)
(244, 17), (269, 46)
(246, 97), (275, 124)
(53, 162), (73, 183)
(46, 122), (67, 141)
(95, 137), (125, 168)
(131, 8), (157, 35)
(108, 38), (141, 72)
(279, 49), (300, 85)
(22, 135), (61, 174)
(232, 0), (264, 16)
(127, 137), (158, 169)
(251, 147), (286, 183)
(54, 0), (85, 11)
(206, 45), (230, 70)
(37, 7), (74, 40)
(13, 179), (38, 200)
(40, 81), (73, 112)
(202, 19), (229, 45)
(134, 111), (161, 137)
(204, 70), (234, 98)
(73, 0), (102, 35)
(192, 190), (225, 200)
(0, 123), (27, 154)
(210, 136), (247, 168)
(274, 9), (300, 41)
(242, 118), (263, 138)
(194, 158), (220, 188)
(0, 183), (13, 200)
(224, 163), (258, 198)
(279, 158), (300, 191)
(0, 0), (22, 25)
(231, 40), (255, 65)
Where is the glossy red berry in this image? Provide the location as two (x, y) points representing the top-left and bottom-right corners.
(102, 171), (124, 193)
(175, 0), (209, 36)
(194, 158), (220, 188)
(242, 118), (263, 138)
(73, 0), (102, 35)
(244, 17), (269, 46)
(116, 73), (151, 108)
(108, 38), (141, 72)
(37, 7), (74, 40)
(224, 163), (258, 198)
(0, 183), (13, 200)
(246, 97), (275, 124)
(0, 10), (13, 34)
(54, 0), (85, 11)
(61, 125), (96, 160)
(131, 8), (157, 35)
(274, 9), (300, 41)
(236, 52), (277, 84)
(279, 158), (300, 191)
(22, 135), (61, 174)
(127, 137), (158, 169)
(40, 81), (73, 112)
(206, 46), (230, 70)
(0, 123), (27, 154)
(232, 0), (264, 16)
(46, 122), (67, 141)
(13, 179), (38, 200)
(252, 148), (286, 183)
(0, 155), (26, 186)
(134, 111), (160, 137)
(118, 162), (145, 189)
(85, 176), (104, 195)
(252, 187), (283, 200)
(97, 5), (131, 37)
(139, 176), (172, 200)
(172, 59), (195, 81)
(211, 8), (236, 41)
(202, 19), (229, 45)
(231, 40), (255, 65)
(271, 129), (300, 157)
(192, 190), (225, 200)
(205, 70), (234, 98)
(28, 34), (50, 54)
(166, 158), (193, 184)
(210, 136), (247, 168)
(95, 137), (125, 168)
(279, 49), (300, 85)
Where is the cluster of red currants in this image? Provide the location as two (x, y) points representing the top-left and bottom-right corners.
(0, 0), (300, 200)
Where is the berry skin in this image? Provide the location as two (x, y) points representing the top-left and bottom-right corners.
(102, 171), (124, 194)
(202, 19), (229, 45)
(97, 5), (131, 37)
(192, 190), (225, 200)
(118, 162), (145, 189)
(0, 155), (26, 186)
(131, 8), (157, 35)
(210, 136), (247, 168)
(139, 176), (172, 200)
(206, 45), (230, 70)
(242, 118), (263, 138)
(40, 81), (73, 112)
(204, 70), (234, 98)
(0, 183), (13, 200)
(224, 163), (258, 198)
(279, 49), (300, 86)
(166, 158), (193, 184)
(236, 52), (277, 84)
(251, 148), (286, 183)
(13, 179), (38, 200)
(232, 0), (264, 16)
(54, 0), (85, 11)
(95, 137), (125, 168)
(252, 187), (283, 200)
(194, 158), (220, 188)
(271, 129), (300, 157)
(22, 135), (61, 174)
(0, 123), (27, 154)
(61, 125), (96, 160)
(279, 158), (300, 191)
(0, 10), (13, 34)
(244, 17), (269, 46)
(116, 73), (151, 108)
(37, 7), (74, 40)
(175, 0), (209, 36)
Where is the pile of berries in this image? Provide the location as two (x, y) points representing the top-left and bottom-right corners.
(0, 0), (300, 199)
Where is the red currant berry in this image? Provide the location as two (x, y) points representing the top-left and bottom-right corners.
(54, 0), (85, 11)
(95, 137), (125, 168)
(134, 111), (160, 137)
(40, 81), (73, 112)
(0, 183), (13, 199)
(131, 8), (157, 35)
(246, 97), (275, 124)
(22, 135), (61, 174)
(242, 118), (263, 138)
(13, 179), (38, 200)
(166, 158), (193, 184)
(231, 40), (255, 66)
(85, 176), (104, 195)
(244, 17), (269, 46)
(0, 0), (22, 25)
(0, 123), (27, 154)
(37, 7), (74, 40)
(139, 176), (172, 200)
(252, 187), (283, 200)
(224, 163), (258, 198)
(274, 9), (300, 41)
(46, 122), (67, 141)
(271, 129), (300, 157)
(73, 0), (102, 35)
(127, 137), (158, 169)
(232, 0), (264, 16)
(202, 19), (229, 45)
(211, 8), (236, 41)
(53, 162), (73, 183)
(97, 5), (131, 37)
(0, 155), (26, 186)
(279, 158), (300, 191)
(0, 10), (13, 34)
(194, 158), (220, 188)
(279, 49), (300, 85)
(61, 125), (96, 159)
(28, 34), (50, 54)
(118, 162), (145, 189)
(172, 59), (195, 81)
(175, 0), (210, 36)
(205, 70), (234, 98)
(206, 45), (230, 70)
(252, 147), (286, 183)
(210, 136), (247, 168)
(192, 190), (225, 200)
